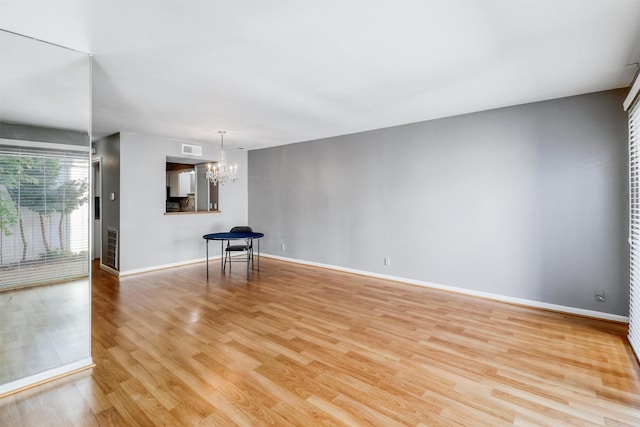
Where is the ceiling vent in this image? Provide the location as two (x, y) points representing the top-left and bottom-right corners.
(181, 144), (202, 156)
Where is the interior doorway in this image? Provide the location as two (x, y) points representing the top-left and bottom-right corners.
(92, 159), (102, 261)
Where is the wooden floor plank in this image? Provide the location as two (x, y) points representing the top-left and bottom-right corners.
(0, 258), (639, 426)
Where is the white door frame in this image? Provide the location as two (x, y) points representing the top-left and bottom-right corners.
(91, 158), (102, 261)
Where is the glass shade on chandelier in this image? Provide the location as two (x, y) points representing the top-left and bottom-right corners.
(206, 130), (238, 185)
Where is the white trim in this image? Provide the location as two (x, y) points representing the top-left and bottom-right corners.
(119, 256), (221, 277)
(262, 254), (630, 323)
(0, 137), (90, 152)
(105, 251), (629, 323)
(624, 75), (640, 111)
(91, 158), (102, 262)
(100, 263), (120, 276)
(0, 357), (93, 397)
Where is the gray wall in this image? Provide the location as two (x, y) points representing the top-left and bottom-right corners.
(1, 122), (88, 145)
(94, 133), (121, 269)
(249, 89), (629, 316)
(118, 132), (248, 273)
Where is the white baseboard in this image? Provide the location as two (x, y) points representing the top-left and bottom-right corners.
(261, 253), (629, 323)
(99, 263), (120, 276)
(0, 357), (94, 397)
(119, 256), (221, 277)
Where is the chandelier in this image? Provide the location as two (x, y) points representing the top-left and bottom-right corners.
(206, 130), (238, 185)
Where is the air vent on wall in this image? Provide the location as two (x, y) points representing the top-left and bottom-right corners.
(182, 143), (202, 156)
(106, 228), (119, 270)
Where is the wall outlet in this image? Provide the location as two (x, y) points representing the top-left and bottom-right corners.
(281, 243), (285, 251)
(595, 291), (606, 302)
(384, 257), (391, 266)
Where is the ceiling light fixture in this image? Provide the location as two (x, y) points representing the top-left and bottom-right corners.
(206, 130), (238, 185)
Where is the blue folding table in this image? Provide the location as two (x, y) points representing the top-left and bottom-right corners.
(203, 231), (264, 279)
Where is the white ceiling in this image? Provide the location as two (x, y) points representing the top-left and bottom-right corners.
(1, 0), (640, 150)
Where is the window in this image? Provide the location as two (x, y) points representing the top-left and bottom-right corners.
(0, 140), (89, 289)
(165, 161), (218, 213)
(629, 99), (640, 361)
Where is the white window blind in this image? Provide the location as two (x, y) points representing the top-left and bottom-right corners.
(629, 99), (640, 361)
(0, 142), (89, 289)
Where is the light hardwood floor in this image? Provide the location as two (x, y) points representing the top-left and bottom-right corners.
(1, 258), (639, 426)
